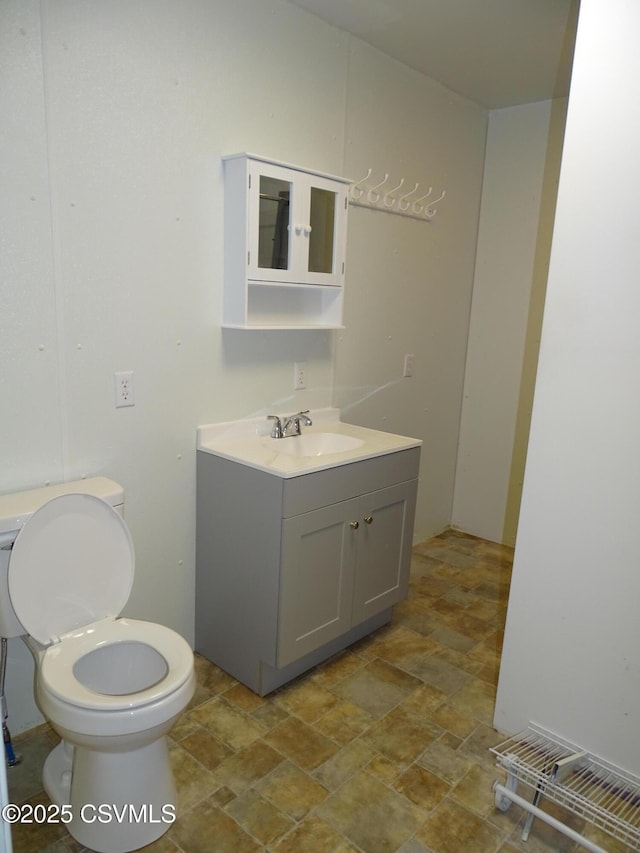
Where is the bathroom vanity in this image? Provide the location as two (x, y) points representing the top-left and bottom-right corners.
(195, 411), (421, 694)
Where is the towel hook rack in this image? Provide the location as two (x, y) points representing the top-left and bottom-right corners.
(348, 168), (445, 222)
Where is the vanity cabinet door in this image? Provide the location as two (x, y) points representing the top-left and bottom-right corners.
(277, 499), (358, 667)
(352, 481), (418, 624)
(277, 479), (417, 667)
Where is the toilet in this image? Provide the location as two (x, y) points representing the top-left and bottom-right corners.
(0, 477), (195, 853)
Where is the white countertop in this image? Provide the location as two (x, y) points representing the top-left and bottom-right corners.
(196, 409), (422, 478)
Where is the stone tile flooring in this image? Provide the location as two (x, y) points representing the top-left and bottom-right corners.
(7, 530), (633, 852)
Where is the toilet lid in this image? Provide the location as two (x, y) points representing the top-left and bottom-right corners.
(8, 493), (134, 645)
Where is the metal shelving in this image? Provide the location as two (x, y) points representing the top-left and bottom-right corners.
(491, 724), (640, 851)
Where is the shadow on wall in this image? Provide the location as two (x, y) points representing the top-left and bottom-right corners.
(503, 97), (569, 547)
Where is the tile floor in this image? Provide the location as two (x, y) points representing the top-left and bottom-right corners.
(6, 530), (633, 852)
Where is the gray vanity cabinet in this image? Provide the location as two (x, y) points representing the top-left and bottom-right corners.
(278, 480), (416, 667)
(195, 446), (419, 695)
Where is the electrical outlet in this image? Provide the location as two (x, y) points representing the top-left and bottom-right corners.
(294, 361), (307, 390)
(403, 353), (415, 378)
(114, 370), (135, 407)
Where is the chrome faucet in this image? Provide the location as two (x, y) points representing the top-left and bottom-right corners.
(283, 410), (312, 437)
(267, 410), (312, 438)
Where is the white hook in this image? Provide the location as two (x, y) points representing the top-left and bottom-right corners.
(397, 182), (420, 211)
(383, 178), (404, 208)
(367, 173), (389, 204)
(412, 186), (433, 215)
(424, 189), (446, 218)
(350, 168), (372, 200)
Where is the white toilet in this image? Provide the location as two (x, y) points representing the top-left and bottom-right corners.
(0, 477), (196, 853)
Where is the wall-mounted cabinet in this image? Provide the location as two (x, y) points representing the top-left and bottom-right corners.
(222, 154), (350, 329)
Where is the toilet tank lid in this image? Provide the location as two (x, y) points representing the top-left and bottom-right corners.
(0, 477), (123, 537)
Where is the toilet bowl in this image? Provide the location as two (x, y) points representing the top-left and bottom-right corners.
(0, 479), (196, 853)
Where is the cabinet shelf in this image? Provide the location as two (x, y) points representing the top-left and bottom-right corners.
(222, 153), (350, 330)
(222, 281), (344, 330)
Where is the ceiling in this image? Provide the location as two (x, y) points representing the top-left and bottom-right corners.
(286, 0), (579, 109)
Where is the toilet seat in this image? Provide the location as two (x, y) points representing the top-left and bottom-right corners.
(8, 493), (193, 712)
(8, 493), (134, 645)
(39, 617), (194, 711)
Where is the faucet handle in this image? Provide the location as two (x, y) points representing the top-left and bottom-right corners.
(281, 410), (313, 437)
(267, 415), (283, 439)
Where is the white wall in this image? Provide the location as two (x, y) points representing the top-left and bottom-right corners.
(452, 99), (567, 546)
(335, 41), (487, 538)
(1, 0), (487, 732)
(495, 0), (640, 774)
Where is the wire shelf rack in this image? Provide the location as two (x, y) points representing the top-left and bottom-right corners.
(491, 724), (640, 850)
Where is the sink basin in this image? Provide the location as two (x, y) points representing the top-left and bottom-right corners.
(271, 432), (364, 458)
(197, 409), (422, 477)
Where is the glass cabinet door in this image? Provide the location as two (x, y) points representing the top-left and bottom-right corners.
(307, 186), (336, 275)
(248, 161), (299, 284)
(258, 175), (291, 271)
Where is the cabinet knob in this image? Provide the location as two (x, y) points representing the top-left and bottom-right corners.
(350, 521), (359, 530)
(303, 225), (312, 235)
(363, 515), (373, 525)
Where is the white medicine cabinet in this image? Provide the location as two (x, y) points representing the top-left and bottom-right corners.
(222, 153), (350, 329)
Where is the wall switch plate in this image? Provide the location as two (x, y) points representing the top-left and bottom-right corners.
(294, 361), (307, 390)
(403, 353), (415, 378)
(114, 370), (135, 407)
